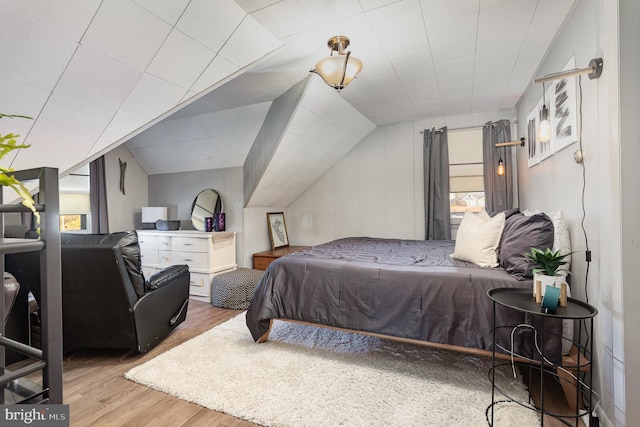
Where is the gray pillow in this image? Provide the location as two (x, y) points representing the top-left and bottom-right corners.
(499, 212), (554, 279)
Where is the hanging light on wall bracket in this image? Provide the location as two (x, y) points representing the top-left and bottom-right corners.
(494, 138), (525, 176)
(494, 137), (526, 148)
(533, 57), (604, 85)
(496, 157), (505, 176)
(533, 57), (604, 142)
(310, 36), (363, 92)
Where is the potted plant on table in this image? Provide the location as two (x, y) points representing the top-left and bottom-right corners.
(523, 247), (572, 297)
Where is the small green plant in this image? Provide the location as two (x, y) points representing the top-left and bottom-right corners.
(0, 113), (39, 232)
(523, 247), (572, 276)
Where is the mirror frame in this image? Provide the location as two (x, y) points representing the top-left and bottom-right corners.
(191, 189), (223, 231)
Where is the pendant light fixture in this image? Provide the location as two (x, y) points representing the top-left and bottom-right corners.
(538, 82), (552, 143)
(497, 157), (505, 176)
(533, 58), (604, 143)
(311, 36), (363, 92)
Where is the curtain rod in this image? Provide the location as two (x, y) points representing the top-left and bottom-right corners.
(419, 120), (517, 134)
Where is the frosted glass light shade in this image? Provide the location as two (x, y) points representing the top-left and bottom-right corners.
(313, 54), (362, 91)
(142, 206), (167, 223)
(538, 105), (552, 143)
(311, 36), (362, 92)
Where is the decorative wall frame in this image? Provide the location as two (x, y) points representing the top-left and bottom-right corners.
(267, 212), (289, 249)
(551, 56), (578, 152)
(526, 103), (539, 167)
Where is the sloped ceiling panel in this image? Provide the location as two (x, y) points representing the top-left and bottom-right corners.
(0, 0), (282, 178)
(246, 74), (377, 208)
(127, 102), (272, 175)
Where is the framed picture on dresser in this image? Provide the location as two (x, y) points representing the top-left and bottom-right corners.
(267, 212), (289, 249)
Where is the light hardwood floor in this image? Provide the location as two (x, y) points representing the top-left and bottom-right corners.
(9, 300), (581, 426)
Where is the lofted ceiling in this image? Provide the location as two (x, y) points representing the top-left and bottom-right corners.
(127, 0), (578, 177)
(2, 0), (578, 204)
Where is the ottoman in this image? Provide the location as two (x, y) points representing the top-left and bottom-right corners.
(211, 268), (264, 309)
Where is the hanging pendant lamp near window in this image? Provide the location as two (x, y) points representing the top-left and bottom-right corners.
(497, 157), (505, 176)
(311, 36), (363, 92)
(538, 82), (552, 143)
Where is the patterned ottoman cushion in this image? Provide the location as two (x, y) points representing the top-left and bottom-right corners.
(211, 268), (264, 309)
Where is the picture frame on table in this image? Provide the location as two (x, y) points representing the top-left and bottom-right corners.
(267, 212), (289, 250)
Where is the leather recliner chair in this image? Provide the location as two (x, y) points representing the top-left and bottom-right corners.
(7, 230), (190, 354)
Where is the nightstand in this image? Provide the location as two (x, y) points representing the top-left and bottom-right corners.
(487, 287), (597, 426)
(252, 246), (310, 270)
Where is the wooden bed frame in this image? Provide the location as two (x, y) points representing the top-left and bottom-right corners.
(258, 318), (589, 412)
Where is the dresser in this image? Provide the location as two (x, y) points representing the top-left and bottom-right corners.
(252, 246), (310, 270)
(137, 230), (237, 302)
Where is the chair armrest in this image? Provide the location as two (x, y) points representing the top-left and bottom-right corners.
(148, 265), (189, 291)
(132, 265), (190, 353)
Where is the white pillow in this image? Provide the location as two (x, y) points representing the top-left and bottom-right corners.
(451, 210), (505, 268)
(548, 210), (572, 271)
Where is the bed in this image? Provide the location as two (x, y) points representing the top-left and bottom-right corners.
(246, 234), (564, 363)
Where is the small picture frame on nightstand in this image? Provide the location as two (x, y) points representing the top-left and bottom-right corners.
(267, 212), (289, 250)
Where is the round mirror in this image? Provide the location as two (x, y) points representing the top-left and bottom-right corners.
(191, 189), (223, 230)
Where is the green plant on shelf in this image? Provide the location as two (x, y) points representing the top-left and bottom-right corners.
(0, 113), (39, 233)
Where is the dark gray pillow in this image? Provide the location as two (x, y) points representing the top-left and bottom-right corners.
(499, 213), (554, 279)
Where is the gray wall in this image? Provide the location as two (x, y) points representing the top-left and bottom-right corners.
(104, 144), (148, 232)
(148, 167), (245, 265)
(516, 0), (631, 425)
(620, 0), (640, 424)
(243, 78), (308, 206)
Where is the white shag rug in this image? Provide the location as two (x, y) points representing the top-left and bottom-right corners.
(125, 314), (539, 427)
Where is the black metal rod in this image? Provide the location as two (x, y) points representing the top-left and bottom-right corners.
(0, 361), (47, 386)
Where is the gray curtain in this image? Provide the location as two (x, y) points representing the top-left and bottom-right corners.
(423, 127), (451, 240)
(482, 119), (513, 213)
(90, 156), (109, 234)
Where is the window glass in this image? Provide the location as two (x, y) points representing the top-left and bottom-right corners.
(448, 128), (484, 219)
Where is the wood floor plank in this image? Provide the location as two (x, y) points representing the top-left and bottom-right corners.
(8, 300), (578, 426)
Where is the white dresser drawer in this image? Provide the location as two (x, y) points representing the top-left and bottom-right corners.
(172, 237), (209, 252)
(189, 272), (213, 297)
(158, 250), (173, 266)
(172, 250), (209, 270)
(136, 230), (236, 302)
(158, 236), (172, 250)
(138, 235), (159, 250)
(140, 247), (159, 265)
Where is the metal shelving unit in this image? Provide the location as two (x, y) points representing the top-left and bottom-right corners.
(0, 167), (62, 404)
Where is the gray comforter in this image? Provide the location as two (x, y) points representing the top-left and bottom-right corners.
(246, 237), (562, 361)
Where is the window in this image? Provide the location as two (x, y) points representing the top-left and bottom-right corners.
(448, 128), (484, 221)
(60, 214), (88, 231)
(59, 165), (91, 233)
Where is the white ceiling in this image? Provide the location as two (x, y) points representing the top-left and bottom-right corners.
(127, 0), (577, 176)
(0, 0), (282, 175)
(2, 0), (578, 201)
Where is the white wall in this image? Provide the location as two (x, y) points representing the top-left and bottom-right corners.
(242, 206), (286, 267)
(104, 144), (148, 232)
(515, 0), (630, 425)
(287, 108), (516, 246)
(618, 0), (640, 424)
